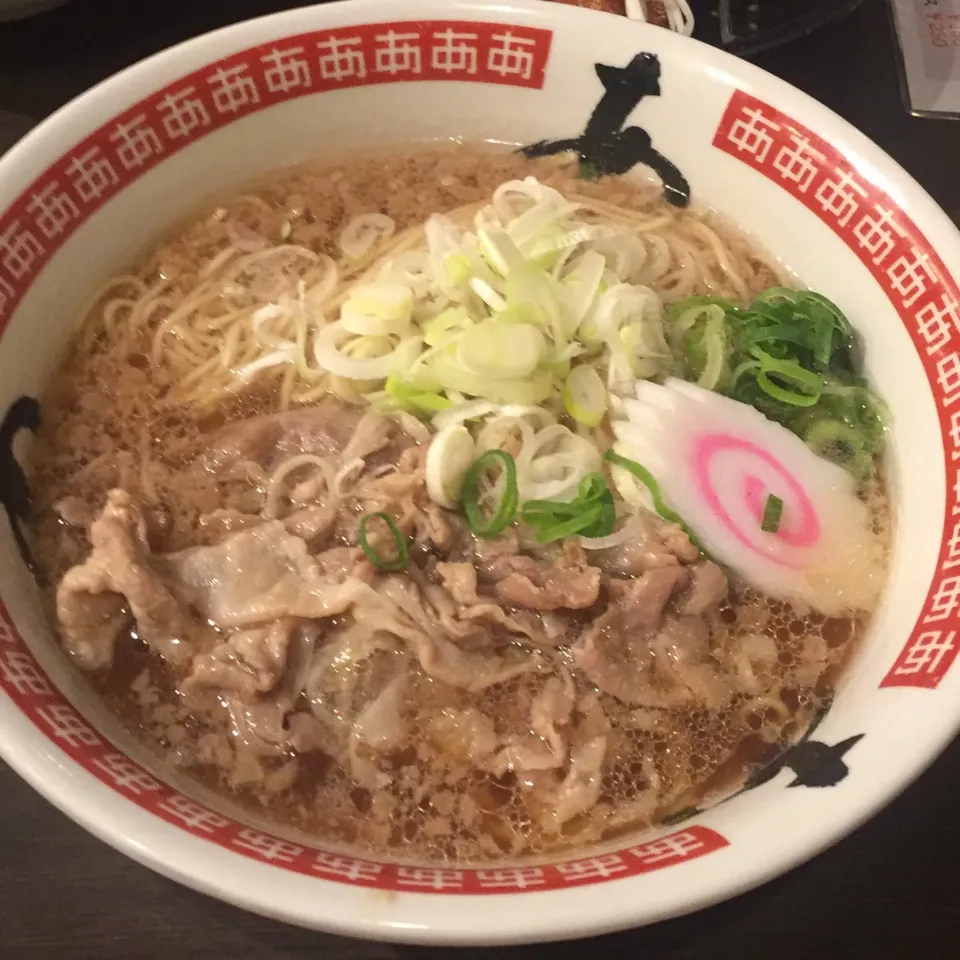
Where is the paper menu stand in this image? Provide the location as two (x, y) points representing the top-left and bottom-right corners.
(890, 0), (960, 117)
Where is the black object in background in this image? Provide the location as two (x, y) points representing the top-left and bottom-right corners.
(689, 0), (868, 56)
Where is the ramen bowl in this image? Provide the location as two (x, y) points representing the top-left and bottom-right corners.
(0, 0), (956, 945)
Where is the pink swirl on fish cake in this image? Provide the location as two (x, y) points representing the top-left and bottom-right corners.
(691, 432), (821, 567)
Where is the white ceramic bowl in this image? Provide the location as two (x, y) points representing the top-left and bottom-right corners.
(0, 0), (958, 945)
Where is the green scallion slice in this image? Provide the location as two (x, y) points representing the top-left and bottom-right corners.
(761, 494), (784, 534)
(604, 450), (703, 550)
(519, 472), (616, 544)
(749, 346), (822, 408)
(358, 512), (409, 571)
(461, 449), (519, 538)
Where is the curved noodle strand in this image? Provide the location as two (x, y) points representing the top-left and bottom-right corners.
(263, 454), (337, 519)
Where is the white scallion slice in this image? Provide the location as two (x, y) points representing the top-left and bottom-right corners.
(477, 225), (525, 277)
(457, 322), (544, 380)
(422, 306), (470, 347)
(340, 283), (414, 337)
(426, 424), (476, 508)
(563, 365), (607, 427)
(339, 213), (395, 261)
(313, 321), (421, 381)
(470, 277), (507, 312)
(430, 350), (553, 405)
(432, 399), (499, 431)
(561, 251), (606, 331)
(506, 267), (566, 351)
(508, 199), (581, 248)
(444, 254), (471, 287)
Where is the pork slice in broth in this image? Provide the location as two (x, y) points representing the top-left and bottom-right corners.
(367, 576), (543, 690)
(217, 620), (319, 757)
(488, 668), (576, 776)
(182, 618), (298, 698)
(433, 560), (572, 648)
(202, 398), (365, 475)
(156, 521), (375, 627)
(677, 561), (728, 616)
(56, 488), (199, 669)
(573, 562), (729, 709)
(591, 512), (701, 576)
(490, 541), (602, 612)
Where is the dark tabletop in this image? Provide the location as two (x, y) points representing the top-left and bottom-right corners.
(1, 0), (958, 956)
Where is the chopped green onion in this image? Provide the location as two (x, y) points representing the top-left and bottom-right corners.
(804, 418), (874, 479)
(520, 473), (616, 544)
(385, 376), (453, 414)
(750, 346), (822, 408)
(761, 494), (783, 534)
(529, 504), (604, 543)
(521, 499), (583, 522)
(666, 288), (883, 480)
(580, 477), (616, 539)
(668, 302), (729, 390)
(577, 473), (608, 502)
(604, 450), (703, 549)
(358, 512), (409, 571)
(461, 450), (519, 538)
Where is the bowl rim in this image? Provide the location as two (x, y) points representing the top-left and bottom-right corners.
(0, 0), (959, 944)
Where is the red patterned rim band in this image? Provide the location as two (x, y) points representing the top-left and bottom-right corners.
(0, 21), (551, 335)
(0, 31), (948, 894)
(714, 91), (959, 689)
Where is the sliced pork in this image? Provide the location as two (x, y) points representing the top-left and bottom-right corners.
(202, 399), (364, 475)
(56, 489), (196, 669)
(591, 512), (701, 576)
(182, 618), (296, 698)
(156, 522), (375, 627)
(492, 541), (602, 612)
(434, 561), (570, 648)
(549, 735), (607, 827)
(677, 561), (728, 615)
(573, 562), (729, 709)
(489, 667), (576, 775)
(217, 620), (319, 756)
(613, 566), (689, 630)
(358, 581), (541, 691)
